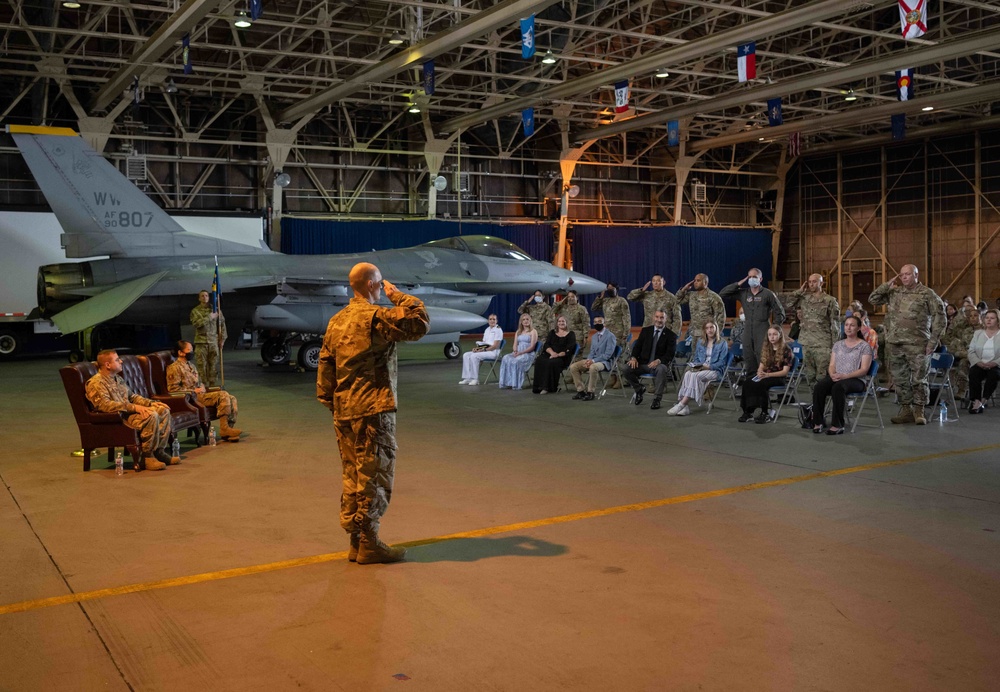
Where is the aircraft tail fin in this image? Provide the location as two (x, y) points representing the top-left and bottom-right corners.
(8, 125), (267, 259)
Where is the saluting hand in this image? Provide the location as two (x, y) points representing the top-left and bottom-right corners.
(683, 280), (694, 290)
(738, 275), (750, 286)
(383, 279), (399, 298)
(642, 281), (651, 291)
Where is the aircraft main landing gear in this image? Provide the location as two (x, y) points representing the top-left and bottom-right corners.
(296, 340), (322, 372)
(444, 342), (461, 359)
(261, 337), (291, 366)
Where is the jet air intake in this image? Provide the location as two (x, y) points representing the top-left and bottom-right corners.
(37, 262), (95, 315)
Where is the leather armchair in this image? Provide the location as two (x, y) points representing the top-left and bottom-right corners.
(59, 362), (142, 472)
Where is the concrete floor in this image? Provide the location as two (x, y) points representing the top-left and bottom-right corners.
(1, 345), (999, 691)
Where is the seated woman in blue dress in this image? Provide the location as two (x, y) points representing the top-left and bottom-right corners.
(532, 316), (577, 394)
(498, 314), (538, 389)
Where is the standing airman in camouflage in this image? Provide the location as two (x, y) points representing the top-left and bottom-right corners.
(592, 283), (632, 387)
(317, 263), (429, 564)
(190, 290), (228, 388)
(944, 306), (978, 402)
(86, 349), (180, 470)
(720, 268), (786, 375)
(518, 290), (554, 341)
(553, 290), (591, 358)
(868, 264), (947, 425)
(676, 274), (727, 343)
(787, 274), (841, 390)
(628, 275), (682, 336)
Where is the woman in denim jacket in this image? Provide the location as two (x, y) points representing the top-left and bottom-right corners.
(668, 321), (729, 416)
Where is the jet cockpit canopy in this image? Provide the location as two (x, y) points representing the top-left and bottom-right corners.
(421, 236), (534, 261)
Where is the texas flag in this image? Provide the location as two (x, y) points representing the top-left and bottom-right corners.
(614, 80), (630, 113)
(896, 68), (914, 101)
(899, 0), (928, 40)
(737, 42), (756, 83)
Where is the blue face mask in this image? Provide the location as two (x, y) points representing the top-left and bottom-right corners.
(748, 277), (761, 288)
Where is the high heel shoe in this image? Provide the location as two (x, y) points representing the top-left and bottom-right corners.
(825, 428), (844, 435)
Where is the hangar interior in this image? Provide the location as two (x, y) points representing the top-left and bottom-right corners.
(2, 1), (1000, 689)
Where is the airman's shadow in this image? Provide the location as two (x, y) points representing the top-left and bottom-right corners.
(406, 535), (567, 563)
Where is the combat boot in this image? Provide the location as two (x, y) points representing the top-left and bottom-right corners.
(220, 420), (242, 441)
(912, 404), (927, 425)
(154, 448), (181, 465)
(142, 453), (167, 471)
(356, 530), (406, 564)
(348, 533), (360, 562)
(890, 406), (915, 424)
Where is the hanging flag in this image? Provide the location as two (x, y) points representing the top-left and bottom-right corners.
(789, 132), (801, 157)
(896, 68), (914, 101)
(737, 42), (756, 83)
(667, 120), (680, 147)
(891, 113), (907, 141)
(211, 256), (221, 313)
(767, 97), (783, 126)
(423, 60), (435, 96)
(250, 0), (263, 21)
(614, 80), (630, 113)
(899, 0), (928, 39)
(522, 108), (534, 137)
(521, 15), (535, 59)
(132, 75), (140, 107)
(182, 33), (192, 74)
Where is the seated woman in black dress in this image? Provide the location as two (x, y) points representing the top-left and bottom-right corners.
(739, 325), (793, 423)
(809, 315), (874, 435)
(532, 315), (577, 394)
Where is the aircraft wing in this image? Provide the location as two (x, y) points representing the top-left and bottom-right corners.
(50, 271), (168, 334)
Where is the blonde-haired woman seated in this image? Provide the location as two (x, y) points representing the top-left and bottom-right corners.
(668, 320), (729, 416)
(498, 313), (538, 389)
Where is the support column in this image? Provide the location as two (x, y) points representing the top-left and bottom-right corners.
(424, 138), (454, 219)
(265, 129), (296, 252)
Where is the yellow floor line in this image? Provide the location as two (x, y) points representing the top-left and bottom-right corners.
(3, 442), (997, 617)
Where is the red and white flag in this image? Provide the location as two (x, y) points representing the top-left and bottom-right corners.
(737, 42), (756, 83)
(614, 80), (630, 113)
(789, 132), (801, 158)
(899, 0), (928, 39)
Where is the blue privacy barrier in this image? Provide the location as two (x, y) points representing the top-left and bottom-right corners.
(571, 225), (773, 327)
(280, 219), (553, 334)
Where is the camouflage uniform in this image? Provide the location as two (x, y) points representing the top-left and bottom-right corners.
(787, 289), (841, 389)
(85, 373), (172, 454)
(166, 358), (239, 427)
(869, 280), (946, 408)
(719, 283), (786, 375)
(316, 293), (429, 534)
(553, 300), (590, 358)
(627, 288), (682, 335)
(676, 286), (726, 343)
(518, 299), (554, 342)
(944, 309), (975, 400)
(190, 303), (228, 388)
(592, 293), (632, 376)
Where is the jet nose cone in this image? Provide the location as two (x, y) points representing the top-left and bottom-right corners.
(565, 271), (606, 295)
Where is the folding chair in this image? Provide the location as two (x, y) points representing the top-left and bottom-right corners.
(560, 343), (582, 391)
(480, 338), (507, 385)
(524, 339), (545, 388)
(720, 340), (744, 398)
(671, 339), (692, 381)
(705, 351), (736, 414)
(768, 343), (803, 423)
(597, 345), (626, 399)
(927, 351), (960, 422)
(844, 360), (884, 433)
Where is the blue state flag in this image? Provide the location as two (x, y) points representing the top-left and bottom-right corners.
(767, 97), (783, 126)
(211, 257), (221, 312)
(423, 60), (435, 96)
(667, 120), (680, 147)
(521, 15), (535, 59)
(182, 33), (192, 74)
(250, 0), (263, 21)
(522, 108), (535, 137)
(891, 113), (907, 141)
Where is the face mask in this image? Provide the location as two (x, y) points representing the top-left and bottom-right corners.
(739, 314), (745, 321)
(594, 323), (605, 331)
(748, 277), (761, 288)
(607, 289), (616, 298)
(845, 309), (853, 318)
(534, 296), (543, 303)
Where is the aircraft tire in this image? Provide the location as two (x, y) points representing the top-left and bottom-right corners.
(297, 340), (322, 371)
(444, 342), (461, 359)
(68, 349), (85, 363)
(0, 330), (18, 358)
(261, 338), (291, 366)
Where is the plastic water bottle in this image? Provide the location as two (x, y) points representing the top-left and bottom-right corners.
(172, 438), (181, 459)
(939, 401), (947, 422)
(209, 426), (217, 447)
(115, 451), (124, 477)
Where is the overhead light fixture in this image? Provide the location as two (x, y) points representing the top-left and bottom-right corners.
(388, 32), (405, 45)
(408, 103), (421, 114)
(234, 11), (252, 28)
(165, 79), (178, 94)
(62, 1), (82, 8)
(844, 89), (857, 102)
(758, 137), (765, 141)
(541, 50), (557, 64)
(922, 105), (934, 112)
(274, 171), (291, 188)
(655, 68), (670, 78)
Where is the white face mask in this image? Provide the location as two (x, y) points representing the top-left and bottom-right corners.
(748, 277), (761, 288)
(534, 296), (543, 303)
(739, 314), (745, 321)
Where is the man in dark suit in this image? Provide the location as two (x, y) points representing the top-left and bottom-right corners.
(623, 309), (676, 410)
